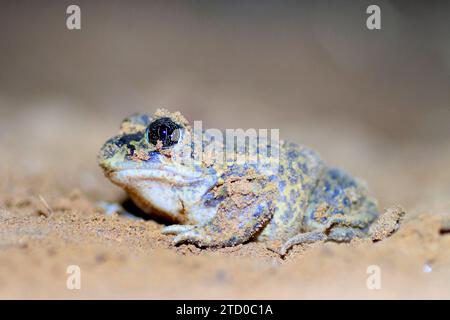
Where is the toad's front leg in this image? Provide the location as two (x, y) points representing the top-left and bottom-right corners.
(169, 174), (277, 248)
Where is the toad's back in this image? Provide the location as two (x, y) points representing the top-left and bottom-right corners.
(257, 142), (379, 243)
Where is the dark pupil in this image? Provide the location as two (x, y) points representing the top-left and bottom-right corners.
(159, 126), (169, 140)
(148, 117), (180, 148)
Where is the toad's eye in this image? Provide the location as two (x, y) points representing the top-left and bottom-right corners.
(147, 117), (181, 148)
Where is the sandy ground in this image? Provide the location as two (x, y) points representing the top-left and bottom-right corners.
(1, 1), (450, 299)
(0, 105), (449, 299)
(0, 186), (449, 299)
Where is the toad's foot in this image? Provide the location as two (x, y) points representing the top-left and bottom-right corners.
(274, 227), (367, 256)
(272, 231), (327, 256)
(172, 228), (216, 247)
(161, 224), (196, 235)
(96, 201), (143, 220)
(369, 206), (405, 241)
(172, 172), (277, 248)
(274, 214), (369, 256)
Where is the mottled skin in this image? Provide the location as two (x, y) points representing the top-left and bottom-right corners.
(99, 109), (379, 254)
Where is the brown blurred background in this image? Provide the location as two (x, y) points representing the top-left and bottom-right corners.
(0, 0), (449, 211)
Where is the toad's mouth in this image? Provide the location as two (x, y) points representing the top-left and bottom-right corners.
(109, 168), (205, 186)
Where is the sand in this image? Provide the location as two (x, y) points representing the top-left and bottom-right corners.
(0, 169), (449, 299)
